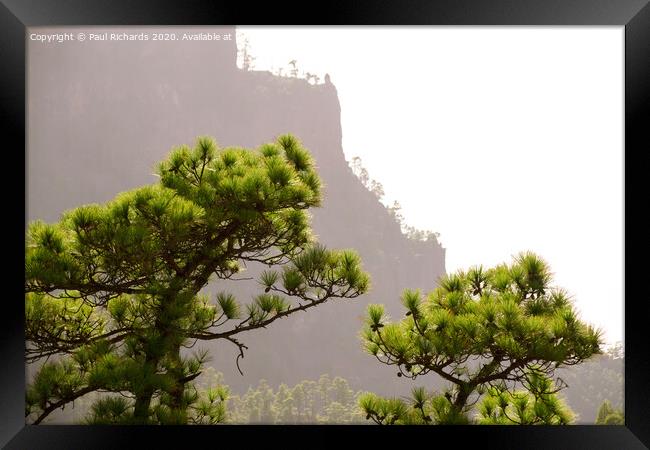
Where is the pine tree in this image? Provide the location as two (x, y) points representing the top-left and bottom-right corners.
(25, 134), (369, 424)
(595, 400), (624, 425)
(273, 383), (295, 423)
(359, 252), (601, 424)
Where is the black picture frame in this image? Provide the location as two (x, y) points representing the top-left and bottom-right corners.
(2, 1), (648, 448)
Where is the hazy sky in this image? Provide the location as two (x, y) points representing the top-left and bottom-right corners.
(237, 27), (624, 345)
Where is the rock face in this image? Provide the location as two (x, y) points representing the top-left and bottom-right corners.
(27, 26), (445, 396)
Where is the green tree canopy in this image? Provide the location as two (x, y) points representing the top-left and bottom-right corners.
(360, 252), (601, 424)
(226, 374), (364, 424)
(25, 134), (369, 424)
(595, 400), (624, 425)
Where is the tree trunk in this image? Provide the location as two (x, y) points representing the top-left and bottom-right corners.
(132, 352), (160, 424)
(167, 343), (187, 424)
(453, 382), (473, 415)
(133, 390), (154, 424)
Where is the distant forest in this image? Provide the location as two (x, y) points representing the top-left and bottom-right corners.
(42, 346), (622, 424)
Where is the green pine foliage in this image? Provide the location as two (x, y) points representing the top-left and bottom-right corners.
(477, 369), (574, 425)
(595, 400), (624, 425)
(360, 252), (602, 425)
(25, 134), (369, 425)
(359, 388), (470, 425)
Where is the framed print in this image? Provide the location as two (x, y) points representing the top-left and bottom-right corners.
(2, 0), (648, 448)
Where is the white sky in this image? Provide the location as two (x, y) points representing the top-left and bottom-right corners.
(237, 27), (624, 345)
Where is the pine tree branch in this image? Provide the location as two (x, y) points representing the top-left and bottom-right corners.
(224, 336), (248, 375)
(190, 290), (358, 342)
(26, 327), (133, 361)
(31, 385), (97, 425)
(178, 371), (203, 384)
(478, 358), (530, 384)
